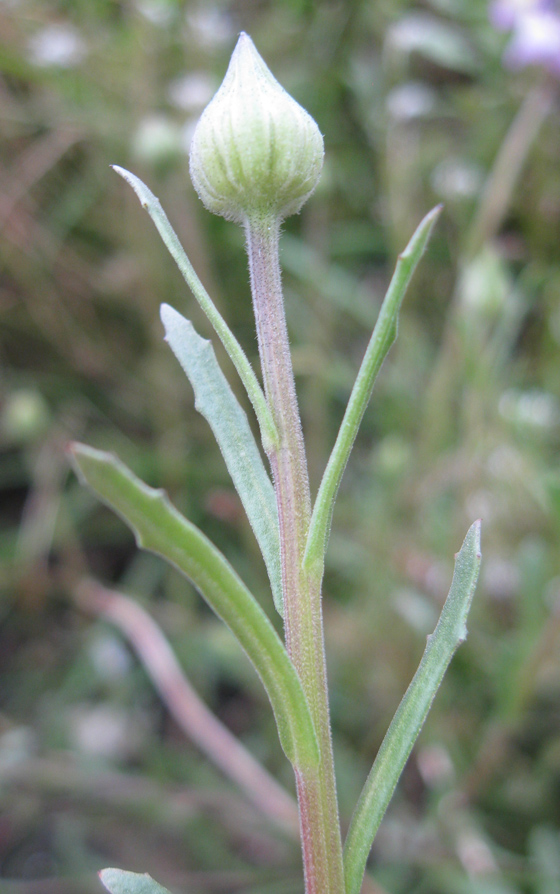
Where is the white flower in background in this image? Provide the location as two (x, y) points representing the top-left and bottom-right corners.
(135, 0), (175, 27)
(431, 158), (482, 200)
(185, 8), (234, 48)
(167, 72), (216, 112)
(88, 633), (132, 681)
(131, 114), (182, 165)
(28, 23), (87, 68)
(499, 388), (560, 430)
(69, 704), (147, 760)
(386, 82), (436, 122)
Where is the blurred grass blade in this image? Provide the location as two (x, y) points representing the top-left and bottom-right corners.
(69, 443), (319, 771)
(343, 521), (481, 894)
(99, 869), (172, 894)
(303, 206), (442, 579)
(112, 166), (278, 453)
(161, 303), (282, 616)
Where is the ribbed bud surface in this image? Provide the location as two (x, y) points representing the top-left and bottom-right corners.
(189, 33), (324, 224)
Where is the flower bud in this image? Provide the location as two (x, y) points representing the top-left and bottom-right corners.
(189, 33), (324, 224)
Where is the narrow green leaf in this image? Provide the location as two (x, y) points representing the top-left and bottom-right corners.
(99, 868), (172, 894)
(70, 443), (319, 771)
(161, 303), (283, 616)
(343, 521), (481, 894)
(112, 165), (278, 453)
(303, 206), (442, 580)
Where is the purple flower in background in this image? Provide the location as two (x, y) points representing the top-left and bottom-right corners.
(490, 0), (560, 75)
(490, 0), (532, 30)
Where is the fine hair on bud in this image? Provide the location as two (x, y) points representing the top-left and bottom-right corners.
(189, 33), (324, 225)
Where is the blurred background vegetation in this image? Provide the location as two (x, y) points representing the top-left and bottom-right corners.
(2, 0), (560, 892)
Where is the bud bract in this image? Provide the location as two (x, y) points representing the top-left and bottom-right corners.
(189, 33), (324, 224)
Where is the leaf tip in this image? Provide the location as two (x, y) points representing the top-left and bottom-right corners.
(401, 203), (443, 263)
(64, 439), (79, 458)
(112, 166), (151, 209)
(112, 164), (130, 182)
(66, 440), (89, 483)
(160, 302), (178, 328)
(453, 520), (482, 569)
(474, 515), (482, 539)
(67, 440), (107, 462)
(470, 518), (482, 559)
(422, 203), (443, 235)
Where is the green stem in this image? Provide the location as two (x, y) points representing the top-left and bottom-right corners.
(245, 215), (344, 894)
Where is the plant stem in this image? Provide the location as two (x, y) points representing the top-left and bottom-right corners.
(465, 83), (553, 258)
(245, 215), (344, 894)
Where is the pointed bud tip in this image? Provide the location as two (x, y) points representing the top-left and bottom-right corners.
(189, 34), (323, 224)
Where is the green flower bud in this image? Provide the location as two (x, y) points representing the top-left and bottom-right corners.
(189, 33), (324, 224)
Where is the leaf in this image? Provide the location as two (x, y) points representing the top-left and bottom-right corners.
(69, 442), (319, 771)
(343, 521), (482, 894)
(112, 166), (277, 453)
(161, 304), (283, 616)
(99, 868), (173, 894)
(304, 206), (442, 580)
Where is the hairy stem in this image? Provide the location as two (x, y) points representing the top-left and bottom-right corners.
(245, 215), (344, 894)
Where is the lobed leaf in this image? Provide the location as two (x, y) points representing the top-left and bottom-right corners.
(161, 304), (282, 615)
(69, 443), (319, 771)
